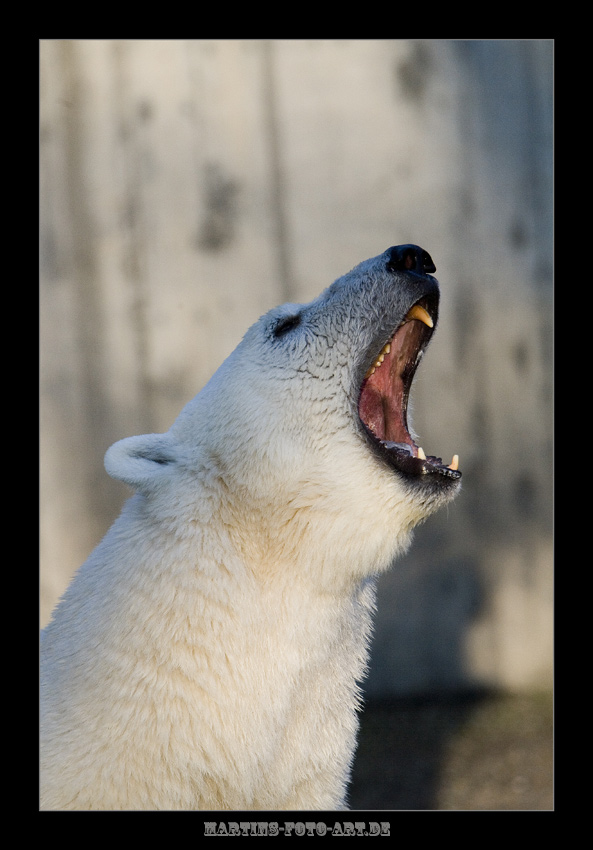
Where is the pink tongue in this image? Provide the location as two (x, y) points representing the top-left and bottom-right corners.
(358, 349), (409, 444)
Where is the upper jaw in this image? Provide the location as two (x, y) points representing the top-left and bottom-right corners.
(356, 288), (461, 485)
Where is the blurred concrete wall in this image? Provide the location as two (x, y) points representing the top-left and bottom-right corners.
(40, 39), (553, 695)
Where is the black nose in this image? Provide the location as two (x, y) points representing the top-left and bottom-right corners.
(386, 244), (436, 274)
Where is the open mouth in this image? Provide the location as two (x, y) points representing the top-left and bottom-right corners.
(358, 298), (461, 481)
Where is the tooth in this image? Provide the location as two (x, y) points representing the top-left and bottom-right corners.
(449, 454), (459, 470)
(417, 446), (427, 460)
(365, 341), (392, 379)
(405, 304), (433, 328)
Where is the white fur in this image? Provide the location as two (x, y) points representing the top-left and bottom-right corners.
(40, 250), (459, 810)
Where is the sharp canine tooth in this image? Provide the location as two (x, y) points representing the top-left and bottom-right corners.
(449, 454), (459, 470)
(405, 304), (433, 328)
(417, 446), (426, 460)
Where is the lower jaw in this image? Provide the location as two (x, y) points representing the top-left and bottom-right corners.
(370, 434), (461, 480)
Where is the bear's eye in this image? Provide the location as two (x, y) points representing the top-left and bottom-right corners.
(273, 314), (301, 338)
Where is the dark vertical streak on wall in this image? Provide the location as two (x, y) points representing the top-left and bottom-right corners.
(112, 41), (154, 434)
(58, 41), (114, 525)
(261, 40), (293, 304)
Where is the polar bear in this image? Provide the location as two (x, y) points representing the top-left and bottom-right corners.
(40, 244), (461, 811)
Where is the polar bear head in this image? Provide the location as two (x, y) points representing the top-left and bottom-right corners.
(104, 245), (461, 586)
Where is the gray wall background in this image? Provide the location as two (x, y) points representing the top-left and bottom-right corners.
(40, 39), (553, 697)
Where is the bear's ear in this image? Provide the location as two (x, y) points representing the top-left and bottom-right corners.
(104, 434), (178, 493)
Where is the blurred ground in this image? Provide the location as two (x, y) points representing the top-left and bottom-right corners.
(348, 690), (553, 811)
